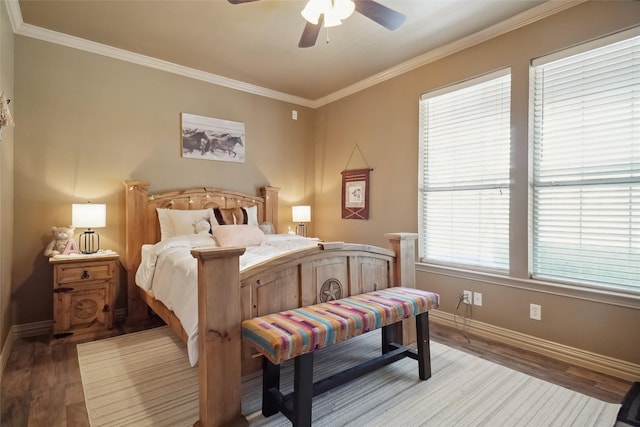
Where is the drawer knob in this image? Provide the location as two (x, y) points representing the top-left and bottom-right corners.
(81, 270), (90, 280)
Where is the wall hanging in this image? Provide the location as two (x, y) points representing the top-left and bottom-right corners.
(341, 144), (372, 220)
(181, 112), (245, 163)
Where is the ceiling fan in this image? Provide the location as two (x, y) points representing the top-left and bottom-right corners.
(227, 0), (407, 48)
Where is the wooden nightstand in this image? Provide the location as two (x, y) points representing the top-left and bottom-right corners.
(49, 253), (119, 343)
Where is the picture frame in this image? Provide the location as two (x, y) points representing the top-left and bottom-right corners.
(181, 112), (245, 163)
(341, 168), (371, 220)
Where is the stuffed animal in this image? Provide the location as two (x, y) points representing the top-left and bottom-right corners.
(44, 226), (76, 257)
(194, 219), (211, 235)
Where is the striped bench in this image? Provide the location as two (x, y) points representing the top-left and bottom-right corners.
(241, 287), (440, 426)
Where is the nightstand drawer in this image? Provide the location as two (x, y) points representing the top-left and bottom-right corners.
(55, 262), (113, 284)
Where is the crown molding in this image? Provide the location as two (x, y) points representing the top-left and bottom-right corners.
(311, 0), (585, 108)
(6, 0), (313, 108)
(7, 0), (581, 109)
(5, 0), (23, 32)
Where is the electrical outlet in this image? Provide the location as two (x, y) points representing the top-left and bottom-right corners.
(530, 303), (541, 320)
(473, 292), (483, 306)
(463, 290), (472, 305)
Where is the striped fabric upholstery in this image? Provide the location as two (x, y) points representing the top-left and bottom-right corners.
(242, 287), (440, 365)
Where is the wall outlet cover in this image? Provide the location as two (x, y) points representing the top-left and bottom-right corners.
(473, 292), (483, 306)
(530, 303), (542, 320)
(463, 290), (472, 304)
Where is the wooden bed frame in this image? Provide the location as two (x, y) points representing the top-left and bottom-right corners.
(123, 180), (418, 427)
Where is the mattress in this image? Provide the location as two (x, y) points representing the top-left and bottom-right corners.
(135, 233), (318, 365)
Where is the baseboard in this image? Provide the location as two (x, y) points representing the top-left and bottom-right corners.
(0, 308), (127, 379)
(430, 310), (640, 382)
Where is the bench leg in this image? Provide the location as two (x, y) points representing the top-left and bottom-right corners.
(381, 324), (396, 354)
(293, 352), (314, 427)
(416, 312), (432, 380)
(262, 357), (281, 417)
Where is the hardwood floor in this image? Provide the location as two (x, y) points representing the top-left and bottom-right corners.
(429, 321), (633, 404)
(0, 318), (633, 427)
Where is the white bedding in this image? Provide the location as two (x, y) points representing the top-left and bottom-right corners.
(135, 233), (319, 366)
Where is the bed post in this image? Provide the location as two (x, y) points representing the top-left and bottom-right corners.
(123, 180), (151, 320)
(261, 186), (280, 232)
(385, 232), (418, 345)
(191, 247), (248, 427)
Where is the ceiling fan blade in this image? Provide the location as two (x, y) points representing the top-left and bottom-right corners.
(298, 16), (323, 48)
(227, 0), (259, 4)
(354, 0), (406, 31)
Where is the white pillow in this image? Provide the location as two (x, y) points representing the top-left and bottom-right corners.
(244, 205), (259, 226)
(212, 224), (265, 247)
(156, 208), (215, 240)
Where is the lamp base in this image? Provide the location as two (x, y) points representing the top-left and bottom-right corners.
(296, 223), (307, 237)
(79, 230), (100, 254)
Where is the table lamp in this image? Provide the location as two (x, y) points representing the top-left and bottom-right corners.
(72, 202), (106, 254)
(292, 205), (311, 237)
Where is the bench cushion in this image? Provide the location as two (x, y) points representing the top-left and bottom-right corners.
(242, 287), (440, 365)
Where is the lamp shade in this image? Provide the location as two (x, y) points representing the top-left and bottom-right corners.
(292, 205), (311, 223)
(72, 203), (106, 228)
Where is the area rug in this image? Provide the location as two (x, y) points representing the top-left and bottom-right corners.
(77, 326), (620, 427)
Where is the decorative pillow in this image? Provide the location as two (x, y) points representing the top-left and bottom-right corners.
(157, 208), (215, 240)
(244, 205), (259, 226)
(212, 224), (265, 247)
(258, 221), (275, 234)
(213, 206), (259, 226)
(213, 207), (243, 225)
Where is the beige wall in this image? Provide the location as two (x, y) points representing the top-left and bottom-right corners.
(0, 0), (15, 354)
(12, 36), (315, 324)
(314, 1), (640, 365)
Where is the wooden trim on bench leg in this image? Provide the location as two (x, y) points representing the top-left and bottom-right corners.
(293, 353), (314, 427)
(263, 359), (281, 417)
(416, 312), (432, 380)
(381, 324), (396, 354)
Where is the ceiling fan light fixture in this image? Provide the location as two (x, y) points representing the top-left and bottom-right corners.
(323, 12), (343, 28)
(301, 0), (355, 27)
(301, 0), (324, 25)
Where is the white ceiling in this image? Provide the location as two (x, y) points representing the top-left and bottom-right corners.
(10, 0), (580, 107)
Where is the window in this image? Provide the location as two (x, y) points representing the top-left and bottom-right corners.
(532, 33), (640, 291)
(419, 70), (511, 271)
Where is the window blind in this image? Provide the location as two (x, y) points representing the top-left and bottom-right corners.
(419, 70), (511, 270)
(532, 33), (640, 291)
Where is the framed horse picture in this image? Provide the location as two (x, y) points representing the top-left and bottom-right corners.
(181, 113), (245, 163)
(341, 168), (371, 220)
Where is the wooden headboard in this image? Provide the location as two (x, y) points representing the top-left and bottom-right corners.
(122, 180), (280, 317)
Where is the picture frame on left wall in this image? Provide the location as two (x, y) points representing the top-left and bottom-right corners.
(181, 112), (245, 163)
